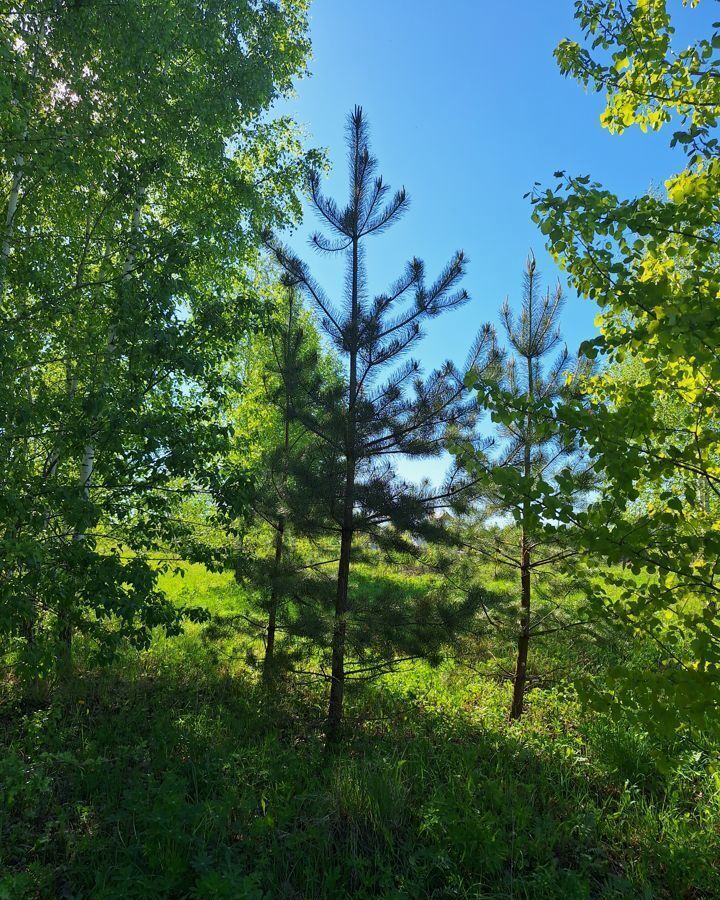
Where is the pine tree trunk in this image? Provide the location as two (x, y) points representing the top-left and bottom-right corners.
(327, 513), (353, 738)
(262, 518), (285, 682)
(511, 260), (535, 720)
(327, 225), (359, 740)
(510, 536), (531, 719)
(263, 321), (293, 683)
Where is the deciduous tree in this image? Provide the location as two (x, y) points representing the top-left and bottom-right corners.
(532, 0), (720, 740)
(0, 0), (315, 679)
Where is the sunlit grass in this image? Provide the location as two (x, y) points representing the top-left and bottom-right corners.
(2, 563), (718, 899)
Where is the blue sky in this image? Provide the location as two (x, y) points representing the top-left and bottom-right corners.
(275, 0), (712, 483)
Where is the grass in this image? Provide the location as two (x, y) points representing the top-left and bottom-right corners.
(1, 563), (719, 898)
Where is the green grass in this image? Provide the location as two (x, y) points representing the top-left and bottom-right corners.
(1, 565), (719, 899)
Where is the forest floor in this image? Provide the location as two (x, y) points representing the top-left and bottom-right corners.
(1, 563), (719, 899)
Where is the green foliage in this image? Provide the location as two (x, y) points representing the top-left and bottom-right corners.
(0, 1), (315, 678)
(531, 0), (720, 741)
(1, 568), (718, 899)
(3, 4), (720, 894)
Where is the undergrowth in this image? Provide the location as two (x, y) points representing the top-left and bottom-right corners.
(1, 564), (718, 899)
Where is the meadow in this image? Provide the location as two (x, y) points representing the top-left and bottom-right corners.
(2, 562), (718, 899)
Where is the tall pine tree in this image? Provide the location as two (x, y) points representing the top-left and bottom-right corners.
(266, 107), (498, 736)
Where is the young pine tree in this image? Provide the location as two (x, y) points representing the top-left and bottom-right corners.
(266, 107), (498, 736)
(457, 253), (593, 719)
(218, 279), (343, 681)
(242, 282), (343, 680)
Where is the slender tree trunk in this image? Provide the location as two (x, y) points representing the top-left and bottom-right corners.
(41, 247), (91, 657)
(327, 469), (355, 737)
(75, 192), (142, 497)
(510, 535), (531, 719)
(4, 148), (35, 653)
(263, 293), (296, 682)
(57, 445), (94, 676)
(327, 231), (359, 739)
(59, 192), (143, 675)
(510, 260), (535, 720)
(263, 517), (285, 681)
(1, 152), (24, 297)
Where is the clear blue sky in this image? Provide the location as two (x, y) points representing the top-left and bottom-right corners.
(274, 0), (712, 484)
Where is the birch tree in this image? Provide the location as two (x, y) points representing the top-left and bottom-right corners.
(0, 0), (315, 678)
(532, 0), (720, 741)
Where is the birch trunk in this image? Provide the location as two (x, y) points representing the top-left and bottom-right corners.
(4, 149), (31, 644)
(0, 152), (24, 297)
(59, 193), (144, 672)
(74, 193), (142, 517)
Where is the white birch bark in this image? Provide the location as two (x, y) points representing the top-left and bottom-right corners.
(0, 152), (24, 297)
(73, 192), (144, 542)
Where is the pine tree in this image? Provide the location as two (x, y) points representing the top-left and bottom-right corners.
(228, 280), (343, 682)
(266, 107), (498, 736)
(456, 253), (593, 719)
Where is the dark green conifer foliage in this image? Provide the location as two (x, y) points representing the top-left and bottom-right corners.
(230, 281), (344, 682)
(266, 107), (499, 736)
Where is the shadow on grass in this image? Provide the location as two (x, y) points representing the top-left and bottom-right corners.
(0, 641), (717, 900)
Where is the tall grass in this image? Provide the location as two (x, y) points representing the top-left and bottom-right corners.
(1, 563), (718, 898)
